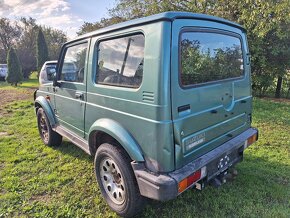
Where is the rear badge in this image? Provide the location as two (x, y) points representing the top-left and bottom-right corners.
(185, 132), (206, 151)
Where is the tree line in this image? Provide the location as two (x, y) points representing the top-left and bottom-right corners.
(0, 17), (67, 82)
(1, 1), (289, 98)
(78, 0), (290, 98)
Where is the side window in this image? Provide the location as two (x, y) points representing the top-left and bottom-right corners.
(60, 42), (88, 83)
(96, 34), (145, 88)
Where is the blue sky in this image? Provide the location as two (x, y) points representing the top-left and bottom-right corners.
(0, 0), (116, 38)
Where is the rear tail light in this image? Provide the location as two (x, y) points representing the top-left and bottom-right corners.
(244, 133), (258, 149)
(178, 166), (207, 193)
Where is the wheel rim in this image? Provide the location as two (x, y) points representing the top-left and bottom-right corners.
(100, 157), (126, 205)
(39, 114), (49, 143)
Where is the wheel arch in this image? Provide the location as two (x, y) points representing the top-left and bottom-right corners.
(34, 96), (57, 127)
(88, 118), (145, 162)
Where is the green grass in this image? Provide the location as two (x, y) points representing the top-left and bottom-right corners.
(0, 86), (289, 217)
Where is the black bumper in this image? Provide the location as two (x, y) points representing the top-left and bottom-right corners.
(132, 127), (258, 201)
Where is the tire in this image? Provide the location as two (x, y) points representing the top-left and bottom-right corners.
(94, 143), (146, 217)
(37, 108), (62, 146)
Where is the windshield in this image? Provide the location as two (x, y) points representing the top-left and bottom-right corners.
(180, 31), (244, 87)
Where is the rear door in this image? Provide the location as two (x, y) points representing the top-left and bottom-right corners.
(171, 19), (252, 169)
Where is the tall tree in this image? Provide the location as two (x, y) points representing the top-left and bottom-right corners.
(0, 18), (21, 63)
(17, 17), (38, 78)
(43, 26), (67, 60)
(36, 28), (49, 72)
(236, 0), (290, 98)
(6, 47), (23, 86)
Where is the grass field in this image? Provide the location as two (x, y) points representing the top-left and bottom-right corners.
(0, 79), (289, 217)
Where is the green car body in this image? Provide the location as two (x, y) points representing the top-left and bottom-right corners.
(35, 12), (258, 215)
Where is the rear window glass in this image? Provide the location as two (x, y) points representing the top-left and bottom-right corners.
(180, 31), (243, 87)
(96, 34), (145, 88)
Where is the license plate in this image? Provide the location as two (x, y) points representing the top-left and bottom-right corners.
(206, 147), (243, 181)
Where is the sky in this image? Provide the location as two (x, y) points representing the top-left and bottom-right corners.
(0, 0), (116, 38)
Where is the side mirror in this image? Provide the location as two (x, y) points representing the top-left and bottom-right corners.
(47, 69), (56, 81)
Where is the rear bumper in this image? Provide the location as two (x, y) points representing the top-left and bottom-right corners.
(132, 127), (258, 201)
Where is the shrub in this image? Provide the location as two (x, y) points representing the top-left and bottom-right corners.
(6, 47), (23, 86)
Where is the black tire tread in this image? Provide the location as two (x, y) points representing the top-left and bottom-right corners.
(95, 143), (146, 217)
(37, 108), (62, 146)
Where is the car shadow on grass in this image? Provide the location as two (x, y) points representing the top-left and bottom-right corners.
(48, 138), (290, 217)
(136, 153), (290, 217)
(52, 140), (93, 163)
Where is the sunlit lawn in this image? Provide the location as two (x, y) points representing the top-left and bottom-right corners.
(0, 72), (39, 89)
(0, 81), (289, 217)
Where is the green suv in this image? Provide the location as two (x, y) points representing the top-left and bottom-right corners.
(34, 12), (258, 217)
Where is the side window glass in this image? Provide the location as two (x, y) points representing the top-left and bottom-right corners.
(96, 34), (145, 88)
(60, 43), (88, 82)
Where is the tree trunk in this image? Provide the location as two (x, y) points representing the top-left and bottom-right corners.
(275, 76), (283, 98)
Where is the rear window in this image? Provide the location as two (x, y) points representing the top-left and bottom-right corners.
(180, 31), (244, 87)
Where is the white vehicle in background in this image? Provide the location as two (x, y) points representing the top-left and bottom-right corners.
(39, 61), (57, 85)
(0, 64), (8, 81)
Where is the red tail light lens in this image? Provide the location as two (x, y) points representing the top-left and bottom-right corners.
(178, 167), (206, 193)
(187, 170), (201, 185)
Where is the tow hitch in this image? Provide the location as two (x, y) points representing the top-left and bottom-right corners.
(209, 168), (238, 188)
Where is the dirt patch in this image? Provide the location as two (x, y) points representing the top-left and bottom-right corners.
(261, 97), (290, 104)
(0, 162), (5, 170)
(0, 89), (35, 115)
(29, 192), (52, 203)
(0, 89), (34, 105)
(0, 132), (8, 136)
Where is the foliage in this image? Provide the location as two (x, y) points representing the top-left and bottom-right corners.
(6, 47), (23, 86)
(0, 18), (21, 63)
(77, 17), (126, 35)
(36, 28), (49, 72)
(237, 0), (290, 98)
(108, 0), (290, 98)
(43, 26), (67, 60)
(17, 17), (38, 79)
(0, 17), (67, 78)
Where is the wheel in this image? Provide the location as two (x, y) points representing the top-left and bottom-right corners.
(94, 143), (146, 217)
(37, 108), (62, 146)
